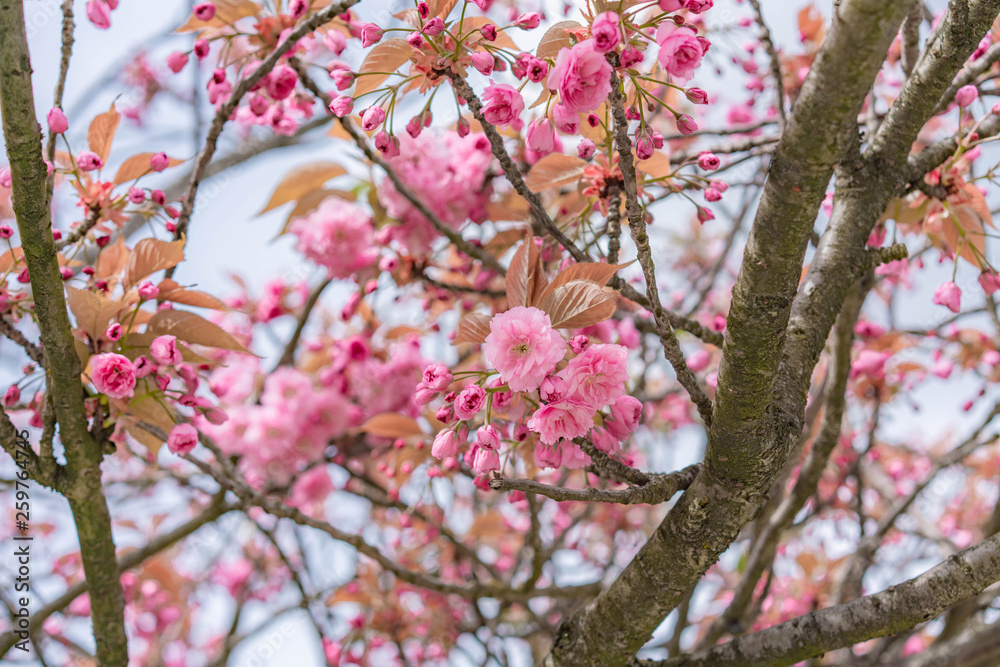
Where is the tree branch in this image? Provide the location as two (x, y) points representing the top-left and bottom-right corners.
(489, 464), (700, 505)
(0, 2), (127, 661)
(643, 531), (1000, 667)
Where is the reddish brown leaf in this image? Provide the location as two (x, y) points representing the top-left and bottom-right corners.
(535, 20), (580, 60)
(177, 0), (261, 31)
(88, 104), (120, 164)
(66, 286), (126, 341)
(539, 281), (618, 329)
(122, 238), (185, 288)
(0, 247), (24, 274)
(354, 39), (413, 100)
(156, 278), (228, 310)
(505, 230), (548, 308)
(360, 413), (424, 438)
(535, 261), (632, 306)
(384, 325), (423, 340)
(147, 309), (252, 354)
(524, 153), (588, 191)
(95, 236), (130, 280)
(259, 162), (348, 214)
(453, 312), (492, 345)
(113, 153), (184, 185)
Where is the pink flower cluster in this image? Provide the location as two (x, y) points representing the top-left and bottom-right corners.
(289, 199), (379, 280)
(377, 131), (494, 253)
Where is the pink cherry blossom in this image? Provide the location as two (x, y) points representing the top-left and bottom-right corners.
(656, 25), (704, 82)
(360, 23), (383, 47)
(606, 394), (642, 441)
(526, 118), (556, 153)
(956, 84), (978, 106)
(289, 199), (378, 279)
(150, 335), (183, 366)
(86, 0), (112, 29)
(90, 353), (137, 400)
(167, 424), (199, 456)
(193, 2), (215, 21)
(484, 306), (566, 392)
(481, 83), (524, 127)
(47, 108), (68, 134)
(472, 446), (500, 473)
(167, 51), (189, 73)
(932, 281), (961, 313)
(432, 430), (461, 459)
(591, 12), (621, 54)
(454, 385), (487, 420)
(527, 400), (594, 445)
(559, 344), (628, 408)
(546, 40), (613, 113)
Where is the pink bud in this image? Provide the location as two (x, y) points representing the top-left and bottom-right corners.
(480, 24), (498, 41)
(361, 105), (386, 131)
(47, 108), (68, 134)
(360, 23), (383, 47)
(676, 114), (698, 135)
(515, 12), (541, 29)
(193, 2), (215, 21)
(685, 87), (709, 104)
(166, 51), (189, 74)
(698, 152), (720, 170)
(526, 118), (555, 152)
(0, 225), (12, 239)
(956, 84), (979, 107)
(932, 281), (962, 313)
(128, 187), (145, 204)
(77, 151), (104, 172)
(471, 51), (495, 76)
(150, 152), (170, 172)
(423, 17), (445, 36)
(324, 30), (346, 55)
(577, 138), (596, 159)
(330, 96), (354, 117)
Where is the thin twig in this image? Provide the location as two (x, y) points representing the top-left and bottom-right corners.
(748, 0), (786, 130)
(490, 464), (700, 505)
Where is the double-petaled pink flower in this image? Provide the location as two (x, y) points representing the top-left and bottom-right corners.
(484, 306), (566, 392)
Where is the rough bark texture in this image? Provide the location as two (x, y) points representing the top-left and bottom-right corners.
(641, 531), (1000, 667)
(0, 2), (128, 663)
(546, 1), (1000, 664)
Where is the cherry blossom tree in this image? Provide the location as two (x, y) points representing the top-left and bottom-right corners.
(3, 0), (1000, 665)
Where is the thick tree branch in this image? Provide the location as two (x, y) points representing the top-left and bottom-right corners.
(546, 2), (913, 664)
(489, 464), (700, 505)
(0, 496), (234, 658)
(641, 530), (1000, 667)
(607, 62), (713, 427)
(0, 2), (127, 662)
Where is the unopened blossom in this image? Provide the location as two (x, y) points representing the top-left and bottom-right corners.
(578, 138), (596, 159)
(472, 446), (500, 473)
(421, 364), (452, 392)
(475, 425), (501, 450)
(686, 87), (709, 104)
(288, 0), (308, 19)
(137, 281), (159, 300)
(423, 17), (445, 36)
(3, 385), (19, 407)
(621, 46), (643, 68)
(676, 114), (698, 135)
(0, 225), (12, 239)
(698, 152), (720, 170)
(527, 400), (594, 445)
(105, 323), (122, 342)
(850, 349), (891, 380)
(431, 429), (460, 459)
(980, 270), (1000, 295)
(86, 0), (112, 29)
(933, 281), (962, 313)
(47, 108), (68, 134)
(515, 12), (541, 29)
(704, 187), (722, 202)
(635, 126), (655, 160)
(684, 0), (713, 12)
(324, 30), (346, 55)
(330, 96), (353, 117)
(591, 12), (621, 53)
(481, 83), (523, 127)
(289, 199), (378, 279)
(471, 51), (495, 76)
(360, 23), (383, 47)
(559, 344), (628, 408)
(90, 353), (137, 400)
(267, 65), (298, 100)
(526, 118), (556, 152)
(547, 40), (613, 113)
(150, 335), (183, 366)
(657, 24), (704, 81)
(454, 385), (486, 420)
(361, 105), (386, 131)
(480, 23), (497, 41)
(659, 0), (683, 9)
(534, 442), (562, 468)
(150, 152), (170, 172)
(167, 51), (189, 73)
(167, 424), (199, 456)
(484, 306), (566, 392)
(77, 151), (104, 172)
(956, 84), (979, 106)
(193, 2), (215, 20)
(552, 104), (579, 134)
